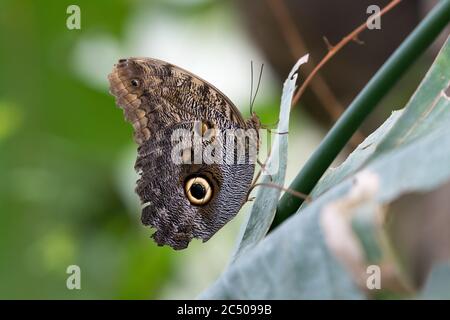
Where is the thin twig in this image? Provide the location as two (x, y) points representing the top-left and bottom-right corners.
(267, 0), (366, 147)
(267, 0), (345, 121)
(292, 0), (403, 106)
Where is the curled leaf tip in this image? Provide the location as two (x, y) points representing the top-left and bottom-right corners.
(288, 54), (309, 82)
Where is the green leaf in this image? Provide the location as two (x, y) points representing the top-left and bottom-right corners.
(419, 262), (450, 299)
(305, 36), (450, 296)
(199, 37), (450, 300)
(200, 122), (450, 299)
(311, 110), (403, 197)
(420, 262), (450, 299)
(200, 180), (364, 299)
(231, 54), (309, 261)
(312, 35), (450, 199)
(375, 42), (450, 155)
(275, 1), (450, 224)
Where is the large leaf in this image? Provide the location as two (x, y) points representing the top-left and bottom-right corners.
(200, 37), (450, 299)
(311, 109), (403, 197)
(200, 119), (450, 299)
(420, 262), (450, 299)
(311, 35), (450, 198)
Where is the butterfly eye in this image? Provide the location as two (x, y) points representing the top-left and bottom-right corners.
(185, 176), (212, 206)
(130, 79), (140, 87)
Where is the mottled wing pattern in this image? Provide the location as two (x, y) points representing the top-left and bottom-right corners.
(108, 58), (250, 143)
(108, 57), (260, 249)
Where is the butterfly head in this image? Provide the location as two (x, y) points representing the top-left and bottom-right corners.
(249, 112), (261, 130)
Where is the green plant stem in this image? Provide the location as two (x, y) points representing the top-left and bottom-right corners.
(272, 0), (450, 230)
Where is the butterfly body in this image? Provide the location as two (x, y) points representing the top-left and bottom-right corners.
(108, 58), (260, 249)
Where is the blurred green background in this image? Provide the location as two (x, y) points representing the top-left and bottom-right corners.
(0, 0), (325, 299)
(0, 0), (436, 299)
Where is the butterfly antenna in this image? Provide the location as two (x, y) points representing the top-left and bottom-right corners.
(250, 63), (264, 114)
(250, 60), (254, 115)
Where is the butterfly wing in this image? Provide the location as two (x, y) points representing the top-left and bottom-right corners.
(108, 58), (260, 249)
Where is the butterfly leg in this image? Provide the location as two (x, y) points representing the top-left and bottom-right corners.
(250, 158), (271, 191)
(251, 183), (311, 202)
(245, 158), (272, 204)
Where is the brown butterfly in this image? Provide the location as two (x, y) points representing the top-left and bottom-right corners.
(108, 58), (261, 249)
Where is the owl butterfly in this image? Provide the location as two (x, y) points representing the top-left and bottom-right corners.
(108, 58), (261, 250)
